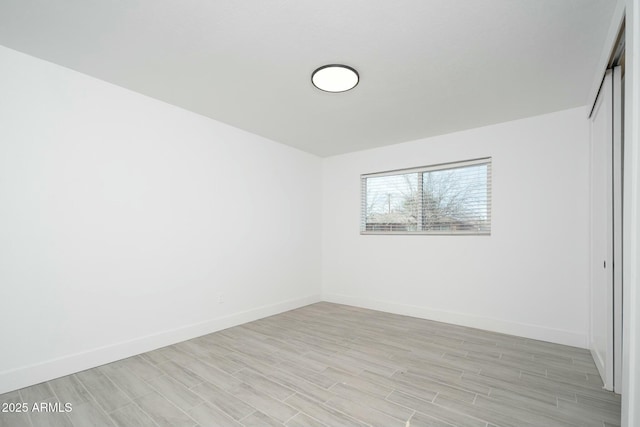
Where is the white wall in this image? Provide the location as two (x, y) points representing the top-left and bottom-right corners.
(322, 107), (590, 348)
(0, 46), (322, 394)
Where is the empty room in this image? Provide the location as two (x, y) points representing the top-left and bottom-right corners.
(1, 1), (640, 426)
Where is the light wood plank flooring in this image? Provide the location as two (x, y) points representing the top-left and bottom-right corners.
(0, 302), (621, 426)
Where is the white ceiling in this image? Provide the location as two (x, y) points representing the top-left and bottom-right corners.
(0, 1), (615, 156)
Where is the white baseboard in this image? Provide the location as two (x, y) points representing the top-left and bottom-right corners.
(0, 294), (321, 395)
(322, 293), (588, 349)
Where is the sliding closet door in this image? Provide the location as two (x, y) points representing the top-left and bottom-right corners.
(589, 66), (622, 392)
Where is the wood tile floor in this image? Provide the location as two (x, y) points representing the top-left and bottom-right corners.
(0, 302), (621, 427)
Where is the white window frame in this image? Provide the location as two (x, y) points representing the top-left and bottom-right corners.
(361, 157), (492, 235)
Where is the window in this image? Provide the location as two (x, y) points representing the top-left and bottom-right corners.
(361, 158), (492, 235)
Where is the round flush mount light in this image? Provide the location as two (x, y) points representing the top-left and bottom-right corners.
(311, 64), (359, 93)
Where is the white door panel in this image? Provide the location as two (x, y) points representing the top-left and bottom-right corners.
(589, 69), (614, 391)
(589, 67), (623, 392)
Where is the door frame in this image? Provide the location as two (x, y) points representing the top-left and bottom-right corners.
(612, 65), (624, 394)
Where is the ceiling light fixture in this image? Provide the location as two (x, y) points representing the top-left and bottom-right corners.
(311, 64), (359, 93)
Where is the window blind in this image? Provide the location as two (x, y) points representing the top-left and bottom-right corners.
(361, 158), (492, 235)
